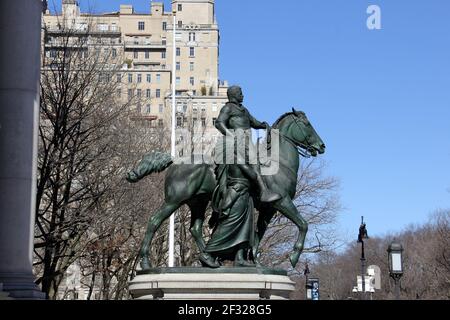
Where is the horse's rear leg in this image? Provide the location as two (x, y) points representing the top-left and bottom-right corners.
(273, 197), (308, 268)
(140, 202), (180, 270)
(188, 196), (209, 253)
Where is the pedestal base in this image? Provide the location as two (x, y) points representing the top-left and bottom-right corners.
(129, 267), (295, 300)
(0, 273), (45, 299)
(0, 283), (12, 300)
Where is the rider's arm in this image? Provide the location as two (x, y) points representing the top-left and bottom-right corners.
(249, 113), (269, 130)
(215, 104), (235, 137)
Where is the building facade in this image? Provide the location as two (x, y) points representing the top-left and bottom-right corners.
(42, 0), (228, 157)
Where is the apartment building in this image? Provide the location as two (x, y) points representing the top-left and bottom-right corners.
(42, 0), (229, 155)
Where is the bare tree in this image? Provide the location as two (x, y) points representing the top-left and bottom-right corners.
(306, 210), (450, 300)
(34, 19), (148, 298)
(258, 159), (341, 270)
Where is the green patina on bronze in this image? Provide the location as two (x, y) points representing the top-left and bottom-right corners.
(136, 267), (288, 276)
(127, 86), (326, 271)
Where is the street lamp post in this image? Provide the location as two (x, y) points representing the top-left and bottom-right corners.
(387, 241), (404, 300)
(304, 261), (310, 300)
(357, 216), (369, 299)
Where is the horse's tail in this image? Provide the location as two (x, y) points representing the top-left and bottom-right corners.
(126, 151), (173, 183)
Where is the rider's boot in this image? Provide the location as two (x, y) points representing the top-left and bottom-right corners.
(256, 172), (281, 203)
(199, 252), (220, 268)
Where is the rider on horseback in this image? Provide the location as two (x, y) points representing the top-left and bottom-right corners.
(214, 86), (281, 204)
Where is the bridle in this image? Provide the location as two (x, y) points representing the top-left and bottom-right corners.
(278, 114), (315, 158)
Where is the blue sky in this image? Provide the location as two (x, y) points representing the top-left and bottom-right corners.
(50, 1), (450, 240)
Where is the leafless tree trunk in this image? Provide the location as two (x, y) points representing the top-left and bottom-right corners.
(34, 20), (147, 299)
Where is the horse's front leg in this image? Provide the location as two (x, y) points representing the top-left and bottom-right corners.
(140, 202), (180, 270)
(273, 196), (308, 268)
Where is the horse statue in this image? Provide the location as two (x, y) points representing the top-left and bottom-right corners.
(127, 108), (325, 270)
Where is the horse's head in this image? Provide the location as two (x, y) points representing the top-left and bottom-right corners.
(274, 108), (326, 157)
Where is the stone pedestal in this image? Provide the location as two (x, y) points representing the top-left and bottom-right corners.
(0, 0), (45, 299)
(0, 283), (12, 300)
(129, 267), (295, 300)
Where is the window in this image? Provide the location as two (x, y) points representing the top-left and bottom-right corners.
(178, 21), (182, 28)
(158, 119), (163, 127)
(213, 117), (217, 126)
(138, 21), (145, 31)
(190, 77), (195, 86)
(145, 51), (150, 59)
(189, 32), (196, 42)
(146, 104), (151, 113)
(137, 89), (142, 98)
(134, 51), (138, 59)
(190, 47), (195, 57)
(159, 104), (163, 113)
(175, 32), (182, 41)
(116, 74), (121, 83)
(176, 47), (181, 56)
(193, 118), (198, 127)
(112, 48), (117, 58)
(177, 117), (183, 127)
(146, 89), (151, 98)
(176, 77), (181, 85)
(201, 103), (206, 112)
(201, 118), (206, 128)
(190, 62), (194, 71)
(133, 37), (139, 45)
(116, 89), (121, 98)
(128, 73), (133, 83)
(98, 24), (108, 31)
(137, 74), (142, 83)
(162, 22), (167, 31)
(161, 51), (166, 59)
(178, 4), (182, 11)
(156, 89), (161, 98)
(176, 62), (181, 71)
(192, 90), (197, 95)
(156, 74), (161, 83)
(128, 89), (133, 101)
(162, 39), (167, 45)
(147, 74), (151, 83)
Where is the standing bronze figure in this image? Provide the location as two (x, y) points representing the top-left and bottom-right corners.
(127, 86), (325, 270)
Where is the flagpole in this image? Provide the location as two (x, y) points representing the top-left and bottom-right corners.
(168, 9), (176, 268)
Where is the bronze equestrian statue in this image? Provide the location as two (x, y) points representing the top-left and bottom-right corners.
(127, 86), (326, 270)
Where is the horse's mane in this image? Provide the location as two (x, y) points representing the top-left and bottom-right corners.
(272, 111), (296, 129)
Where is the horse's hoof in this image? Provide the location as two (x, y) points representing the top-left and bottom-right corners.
(199, 253), (220, 268)
(234, 259), (256, 268)
(140, 258), (152, 271)
(289, 251), (301, 268)
(126, 171), (138, 183)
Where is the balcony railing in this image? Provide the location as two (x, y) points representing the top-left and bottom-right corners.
(46, 26), (121, 36)
(166, 23), (218, 31)
(124, 41), (166, 49)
